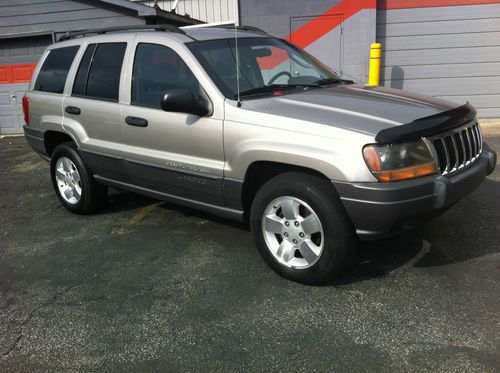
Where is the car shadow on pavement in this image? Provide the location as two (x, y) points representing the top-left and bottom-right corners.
(95, 176), (498, 287)
(96, 189), (158, 215)
(335, 177), (499, 285)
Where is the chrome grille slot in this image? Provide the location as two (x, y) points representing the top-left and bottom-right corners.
(428, 121), (482, 175)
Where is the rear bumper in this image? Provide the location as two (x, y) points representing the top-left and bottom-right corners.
(334, 146), (497, 240)
(23, 125), (49, 160)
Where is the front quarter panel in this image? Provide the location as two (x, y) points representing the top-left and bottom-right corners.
(223, 101), (376, 182)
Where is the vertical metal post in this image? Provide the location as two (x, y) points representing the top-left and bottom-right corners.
(367, 43), (382, 86)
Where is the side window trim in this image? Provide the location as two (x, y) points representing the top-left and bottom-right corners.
(71, 42), (126, 103)
(71, 43), (97, 98)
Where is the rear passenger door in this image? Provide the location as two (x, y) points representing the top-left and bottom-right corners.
(63, 39), (129, 182)
(121, 38), (225, 206)
(28, 45), (80, 136)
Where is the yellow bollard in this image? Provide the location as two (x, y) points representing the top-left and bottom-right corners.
(367, 43), (382, 86)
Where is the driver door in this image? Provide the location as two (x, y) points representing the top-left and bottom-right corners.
(121, 39), (225, 206)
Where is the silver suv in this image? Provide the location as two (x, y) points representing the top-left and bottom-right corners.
(23, 25), (497, 284)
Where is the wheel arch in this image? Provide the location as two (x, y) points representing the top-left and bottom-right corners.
(240, 160), (340, 218)
(44, 130), (77, 157)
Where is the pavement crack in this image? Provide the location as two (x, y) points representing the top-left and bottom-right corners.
(388, 240), (431, 276)
(1, 271), (105, 359)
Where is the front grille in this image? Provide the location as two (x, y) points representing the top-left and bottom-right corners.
(427, 121), (482, 175)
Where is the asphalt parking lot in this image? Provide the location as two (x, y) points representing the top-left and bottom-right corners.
(1, 132), (499, 372)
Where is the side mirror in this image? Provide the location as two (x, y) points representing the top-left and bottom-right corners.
(161, 89), (210, 117)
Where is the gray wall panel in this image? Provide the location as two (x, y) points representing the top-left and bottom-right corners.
(377, 17), (500, 38)
(0, 0), (147, 38)
(378, 3), (500, 117)
(382, 62), (500, 80)
(382, 76), (500, 96)
(0, 0), (152, 134)
(135, 0), (236, 23)
(383, 32), (500, 51)
(378, 3), (500, 23)
(0, 1), (94, 17)
(383, 46), (500, 66)
(0, 36), (51, 64)
(0, 16), (145, 38)
(0, 8), (139, 27)
(436, 94), (500, 109)
(240, 1), (376, 84)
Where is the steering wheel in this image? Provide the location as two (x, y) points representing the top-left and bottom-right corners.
(268, 71), (293, 85)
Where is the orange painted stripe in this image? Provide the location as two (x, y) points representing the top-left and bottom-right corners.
(286, 0), (376, 48)
(0, 63), (37, 84)
(260, 0), (376, 70)
(379, 0), (500, 10)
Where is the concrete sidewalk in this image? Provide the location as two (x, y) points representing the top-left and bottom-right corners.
(479, 118), (500, 135)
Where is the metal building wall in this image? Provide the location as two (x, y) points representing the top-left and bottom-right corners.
(0, 0), (147, 37)
(0, 0), (154, 135)
(239, 0), (377, 84)
(133, 0), (237, 23)
(377, 1), (500, 117)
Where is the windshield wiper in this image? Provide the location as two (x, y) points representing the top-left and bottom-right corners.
(315, 77), (353, 86)
(236, 84), (310, 98)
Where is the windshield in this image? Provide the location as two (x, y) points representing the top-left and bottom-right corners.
(187, 37), (343, 99)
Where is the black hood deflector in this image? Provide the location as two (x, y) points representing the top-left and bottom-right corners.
(375, 103), (476, 144)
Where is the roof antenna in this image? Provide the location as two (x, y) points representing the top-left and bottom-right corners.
(234, 21), (241, 107)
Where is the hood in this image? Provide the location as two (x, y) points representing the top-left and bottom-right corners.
(240, 84), (460, 137)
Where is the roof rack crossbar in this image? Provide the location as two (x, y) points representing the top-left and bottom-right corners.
(58, 24), (185, 42)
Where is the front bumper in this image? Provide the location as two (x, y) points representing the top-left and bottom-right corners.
(333, 146), (497, 240)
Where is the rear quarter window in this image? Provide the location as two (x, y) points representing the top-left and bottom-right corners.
(34, 45), (80, 94)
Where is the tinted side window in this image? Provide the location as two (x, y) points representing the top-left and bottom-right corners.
(132, 43), (200, 109)
(72, 43), (96, 96)
(34, 46), (79, 93)
(86, 43), (126, 101)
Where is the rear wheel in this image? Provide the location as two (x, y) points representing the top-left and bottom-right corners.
(250, 172), (357, 285)
(50, 142), (107, 214)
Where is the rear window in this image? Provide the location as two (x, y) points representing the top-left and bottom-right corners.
(34, 46), (80, 94)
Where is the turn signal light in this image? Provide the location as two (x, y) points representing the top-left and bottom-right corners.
(373, 162), (437, 182)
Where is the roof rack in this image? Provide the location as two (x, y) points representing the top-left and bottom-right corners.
(182, 23), (268, 35)
(58, 24), (185, 42)
(218, 25), (268, 34)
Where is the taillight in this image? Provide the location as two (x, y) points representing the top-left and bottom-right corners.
(22, 96), (30, 126)
(23, 96), (30, 126)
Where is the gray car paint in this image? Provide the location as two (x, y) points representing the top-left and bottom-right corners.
(23, 28), (486, 227)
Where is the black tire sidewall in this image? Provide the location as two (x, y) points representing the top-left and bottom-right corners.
(250, 172), (357, 285)
(50, 143), (97, 214)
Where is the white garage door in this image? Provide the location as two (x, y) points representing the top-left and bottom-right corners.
(377, 2), (500, 118)
(0, 35), (52, 134)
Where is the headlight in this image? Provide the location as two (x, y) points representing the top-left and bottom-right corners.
(363, 139), (437, 181)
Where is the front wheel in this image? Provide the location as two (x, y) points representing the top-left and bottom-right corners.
(250, 172), (357, 285)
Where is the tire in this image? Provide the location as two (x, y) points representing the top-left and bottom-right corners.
(250, 172), (357, 285)
(50, 142), (107, 214)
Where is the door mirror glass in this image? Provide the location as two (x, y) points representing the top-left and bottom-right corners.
(161, 89), (210, 117)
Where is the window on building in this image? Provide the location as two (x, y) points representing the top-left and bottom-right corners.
(34, 46), (80, 94)
(74, 43), (126, 101)
(131, 43), (200, 109)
